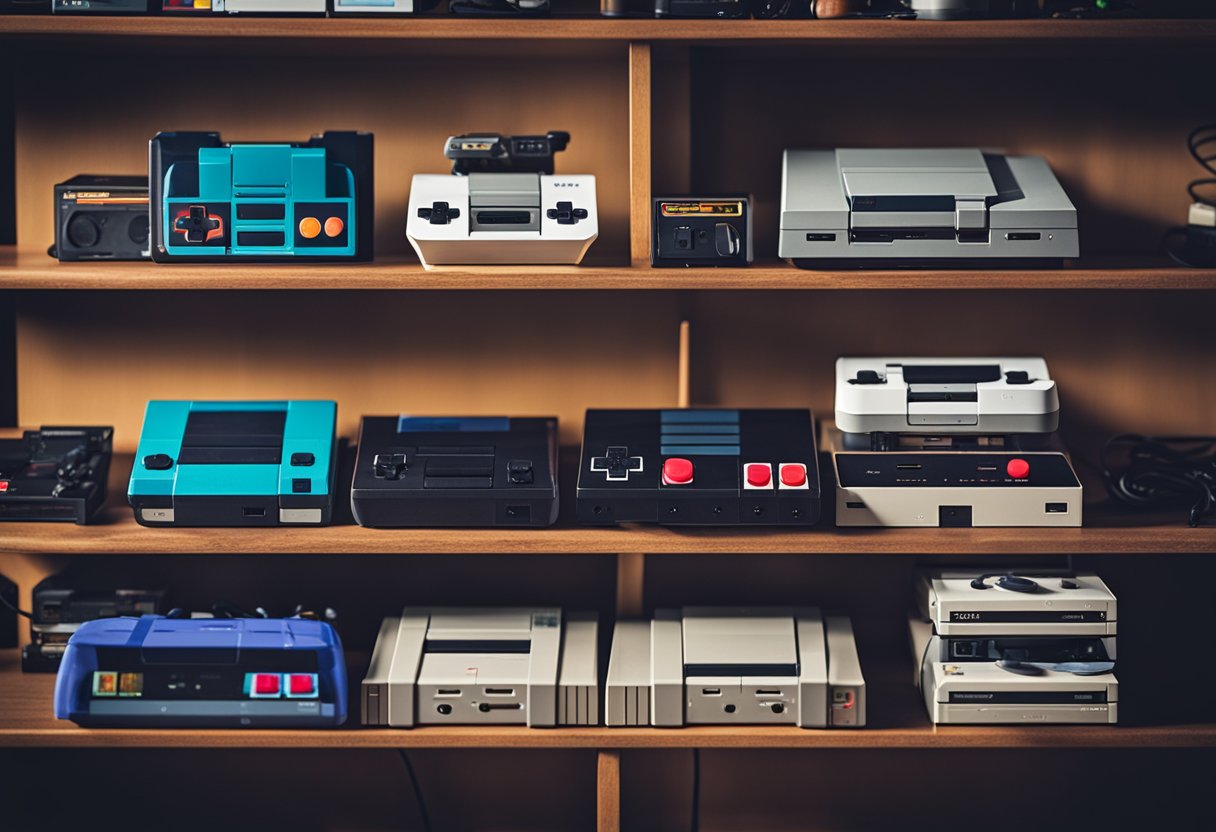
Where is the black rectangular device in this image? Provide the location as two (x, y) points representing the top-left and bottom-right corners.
(652, 196), (752, 267)
(53, 0), (149, 11)
(654, 0), (749, 16)
(351, 416), (559, 527)
(0, 427), (112, 524)
(576, 408), (820, 526)
(53, 175), (150, 261)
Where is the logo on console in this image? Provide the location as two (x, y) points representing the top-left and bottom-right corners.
(952, 612), (982, 621)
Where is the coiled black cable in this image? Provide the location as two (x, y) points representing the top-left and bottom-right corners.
(1101, 434), (1216, 527)
(1164, 123), (1216, 267)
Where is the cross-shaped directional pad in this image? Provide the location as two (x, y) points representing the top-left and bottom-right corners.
(546, 201), (588, 225)
(174, 205), (223, 243)
(590, 446), (643, 481)
(418, 201), (460, 225)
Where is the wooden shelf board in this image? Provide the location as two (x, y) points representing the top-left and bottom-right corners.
(0, 654), (1210, 750)
(0, 452), (1209, 556)
(3, 17), (1216, 45)
(4, 249), (1215, 291)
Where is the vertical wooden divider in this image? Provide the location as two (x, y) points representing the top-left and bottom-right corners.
(597, 749), (622, 832)
(628, 42), (652, 267)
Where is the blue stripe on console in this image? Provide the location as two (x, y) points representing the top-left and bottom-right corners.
(660, 445), (741, 456)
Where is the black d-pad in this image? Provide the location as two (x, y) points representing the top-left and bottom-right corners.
(419, 201), (460, 225)
(174, 205), (221, 243)
(374, 453), (408, 480)
(546, 201), (588, 225)
(590, 446), (643, 481)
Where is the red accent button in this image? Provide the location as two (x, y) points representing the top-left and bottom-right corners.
(662, 457), (694, 486)
(289, 674), (315, 695)
(1007, 458), (1030, 479)
(0, 481), (8, 492)
(746, 463), (772, 487)
(780, 463), (807, 487)
(253, 673), (280, 696)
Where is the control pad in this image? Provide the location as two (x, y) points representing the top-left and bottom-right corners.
(590, 446), (644, 481)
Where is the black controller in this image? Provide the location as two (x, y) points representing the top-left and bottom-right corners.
(576, 409), (820, 526)
(351, 416), (559, 528)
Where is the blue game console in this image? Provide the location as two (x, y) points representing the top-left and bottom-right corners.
(128, 400), (337, 527)
(150, 130), (373, 262)
(54, 615), (347, 728)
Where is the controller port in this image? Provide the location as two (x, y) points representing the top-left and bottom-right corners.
(242, 506), (266, 518)
(754, 689), (781, 697)
(484, 688), (515, 696)
(953, 642), (976, 658)
(701, 688), (722, 696)
(435, 689), (462, 697)
(771, 703), (785, 714)
(723, 704), (736, 714)
(437, 704), (453, 715)
(1046, 502), (1068, 513)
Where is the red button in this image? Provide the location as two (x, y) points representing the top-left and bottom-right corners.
(289, 674), (315, 695)
(662, 458), (694, 486)
(780, 463), (807, 487)
(1007, 458), (1030, 479)
(253, 674), (280, 696)
(746, 463), (771, 487)
(0, 481), (8, 492)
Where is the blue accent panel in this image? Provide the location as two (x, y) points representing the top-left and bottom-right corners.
(660, 410), (740, 424)
(129, 400), (191, 498)
(197, 149), (232, 199)
(656, 424), (739, 435)
(191, 400), (288, 412)
(280, 401), (336, 497)
(660, 445), (742, 456)
(659, 434), (740, 445)
(232, 145), (291, 190)
(292, 150), (327, 200)
(397, 416), (511, 433)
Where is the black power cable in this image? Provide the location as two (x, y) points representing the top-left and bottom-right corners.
(0, 590), (32, 619)
(1164, 123), (1216, 267)
(1101, 434), (1216, 527)
(690, 748), (701, 832)
(398, 749), (433, 832)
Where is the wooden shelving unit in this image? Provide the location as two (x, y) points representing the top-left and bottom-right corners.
(4, 247), (1215, 291)
(3, 13), (1215, 832)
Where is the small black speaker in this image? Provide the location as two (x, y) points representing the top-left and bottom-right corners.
(52, 174), (150, 261)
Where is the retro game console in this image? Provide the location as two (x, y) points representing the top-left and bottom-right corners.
(212, 0), (325, 12)
(835, 357), (1059, 437)
(128, 400), (337, 527)
(151, 130), (373, 261)
(0, 426), (112, 524)
(830, 431), (1083, 527)
(652, 196), (752, 267)
(407, 173), (597, 267)
(54, 615), (347, 727)
(606, 608), (865, 728)
(655, 0), (750, 16)
(911, 570), (1118, 724)
(362, 608), (599, 727)
(350, 416), (559, 528)
(576, 409), (820, 526)
(916, 570), (1117, 636)
(779, 148), (1079, 268)
(22, 574), (168, 673)
(408, 130), (596, 266)
(906, 0), (1041, 18)
(52, 175), (150, 261)
(53, 0), (148, 12)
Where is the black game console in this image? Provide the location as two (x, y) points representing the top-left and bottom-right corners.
(655, 0), (749, 16)
(52, 175), (150, 261)
(449, 0), (549, 15)
(53, 0), (149, 11)
(0, 427), (113, 524)
(22, 574), (168, 673)
(652, 196), (752, 267)
(445, 131), (570, 175)
(351, 416), (559, 527)
(576, 409), (820, 526)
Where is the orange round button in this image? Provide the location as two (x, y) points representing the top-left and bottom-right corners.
(299, 217), (321, 239)
(324, 216), (344, 238)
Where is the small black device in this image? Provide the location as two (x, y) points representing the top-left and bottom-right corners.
(445, 131), (570, 175)
(652, 196), (752, 267)
(577, 408), (820, 526)
(52, 175), (150, 262)
(0, 427), (112, 524)
(351, 416), (559, 527)
(22, 574), (168, 673)
(449, 0), (548, 14)
(52, 0), (149, 11)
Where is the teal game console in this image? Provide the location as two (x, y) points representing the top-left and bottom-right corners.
(128, 401), (337, 527)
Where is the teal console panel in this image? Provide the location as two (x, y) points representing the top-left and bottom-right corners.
(128, 400), (337, 527)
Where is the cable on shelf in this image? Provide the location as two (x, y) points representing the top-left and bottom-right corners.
(1101, 434), (1216, 527)
(398, 749), (433, 832)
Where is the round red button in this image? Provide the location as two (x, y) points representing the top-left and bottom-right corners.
(746, 464), (771, 487)
(1007, 458), (1030, 479)
(663, 457), (694, 485)
(780, 464), (807, 487)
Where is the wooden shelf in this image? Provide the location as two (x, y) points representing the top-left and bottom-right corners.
(4, 249), (1214, 291)
(0, 452), (1209, 556)
(1, 652), (1210, 750)
(3, 16), (1216, 46)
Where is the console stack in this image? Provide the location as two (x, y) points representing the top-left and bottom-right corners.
(910, 569), (1118, 724)
(830, 357), (1083, 528)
